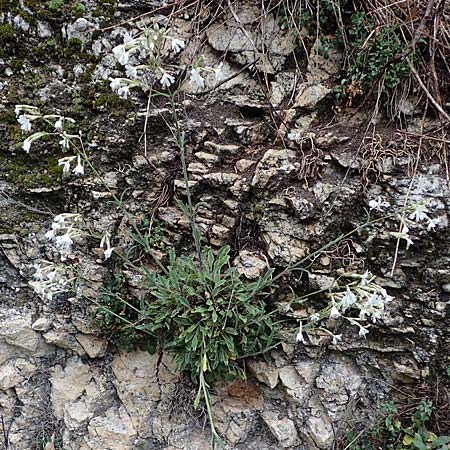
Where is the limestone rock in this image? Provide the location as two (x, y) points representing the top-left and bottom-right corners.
(84, 406), (137, 450)
(0, 358), (35, 390)
(202, 172), (240, 187)
(261, 410), (298, 448)
(206, 5), (295, 73)
(43, 328), (85, 355)
(248, 359), (279, 388)
(294, 83), (331, 109)
(31, 317), (52, 332)
(1, 317), (39, 352)
(112, 350), (161, 437)
(76, 334), (108, 358)
(252, 149), (298, 188)
(234, 251), (268, 279)
(51, 358), (92, 419)
(307, 38), (342, 82)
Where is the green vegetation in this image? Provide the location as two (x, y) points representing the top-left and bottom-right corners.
(95, 245), (279, 446)
(46, 0), (65, 12)
(0, 23), (15, 42)
(336, 12), (410, 104)
(345, 400), (450, 450)
(96, 245), (279, 380)
(70, 1), (85, 17)
(279, 0), (426, 108)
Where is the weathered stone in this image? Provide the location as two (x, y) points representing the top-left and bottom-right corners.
(31, 317), (52, 332)
(43, 328), (85, 355)
(195, 152), (221, 164)
(51, 358), (92, 419)
(234, 250), (268, 279)
(261, 410), (298, 448)
(307, 38), (342, 82)
(202, 172), (240, 187)
(206, 5), (295, 73)
(235, 158), (256, 173)
(247, 359), (279, 388)
(294, 83), (331, 109)
(0, 358), (34, 390)
(252, 149), (298, 188)
(112, 350), (161, 437)
(1, 318), (39, 352)
(84, 406), (137, 450)
(76, 334), (108, 358)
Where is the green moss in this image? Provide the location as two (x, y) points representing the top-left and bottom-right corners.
(70, 2), (85, 17)
(1, 152), (62, 189)
(66, 37), (83, 51)
(0, 23), (15, 42)
(0, 0), (20, 13)
(92, 0), (115, 20)
(0, 111), (17, 125)
(47, 0), (65, 12)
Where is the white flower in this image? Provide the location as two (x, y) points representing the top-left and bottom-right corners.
(55, 233), (73, 250)
(110, 78), (122, 92)
(123, 32), (133, 44)
(369, 196), (390, 211)
(190, 68), (205, 88)
(295, 322), (305, 343)
(117, 85), (130, 99)
(341, 287), (357, 309)
(15, 104), (39, 117)
(359, 270), (372, 287)
(332, 334), (342, 345)
(104, 246), (114, 259)
(100, 233), (110, 250)
(368, 294), (384, 308)
(391, 230), (414, 250)
(287, 130), (302, 143)
(112, 44), (129, 65)
(171, 38), (185, 53)
(44, 229), (56, 240)
(358, 325), (370, 338)
(125, 65), (137, 79)
(54, 118), (63, 130)
(58, 156), (76, 173)
(160, 71), (175, 89)
(379, 289), (394, 303)
(46, 271), (57, 282)
(427, 218), (440, 231)
(18, 114), (32, 132)
(100, 232), (114, 259)
(408, 203), (429, 222)
(329, 305), (340, 319)
(309, 313), (320, 322)
(72, 155), (84, 176)
(73, 64), (84, 77)
(23, 138), (32, 153)
(213, 62), (224, 81)
(21, 131), (46, 153)
(59, 136), (70, 149)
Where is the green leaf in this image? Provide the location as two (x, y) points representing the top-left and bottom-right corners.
(412, 433), (428, 450)
(432, 436), (450, 448)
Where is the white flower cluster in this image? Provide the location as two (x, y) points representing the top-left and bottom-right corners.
(369, 196), (442, 249)
(108, 25), (223, 98)
(44, 213), (83, 255)
(295, 271), (393, 345)
(14, 105), (84, 176)
(29, 261), (72, 301)
(100, 232), (114, 260)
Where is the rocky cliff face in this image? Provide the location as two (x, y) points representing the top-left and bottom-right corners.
(0, 1), (449, 449)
